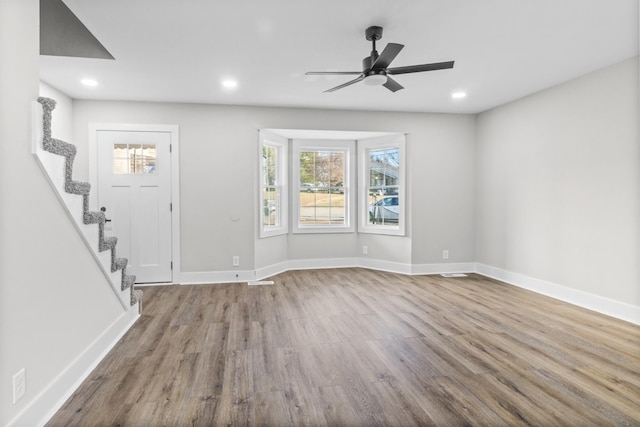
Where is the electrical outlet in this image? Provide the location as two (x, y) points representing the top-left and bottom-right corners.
(13, 368), (25, 404)
(232, 256), (240, 267)
(362, 245), (368, 255)
(443, 250), (449, 260)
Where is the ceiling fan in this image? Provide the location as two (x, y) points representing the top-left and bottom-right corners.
(306, 26), (454, 93)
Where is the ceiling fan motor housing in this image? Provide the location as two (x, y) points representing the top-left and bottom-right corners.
(365, 26), (383, 41)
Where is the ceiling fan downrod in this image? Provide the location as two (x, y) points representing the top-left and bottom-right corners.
(365, 26), (383, 65)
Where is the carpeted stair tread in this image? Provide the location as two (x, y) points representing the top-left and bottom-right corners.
(38, 96), (143, 311)
(131, 289), (143, 306)
(122, 274), (136, 291)
(100, 236), (117, 252)
(65, 180), (91, 195)
(113, 257), (128, 273)
(84, 210), (105, 225)
(43, 137), (76, 157)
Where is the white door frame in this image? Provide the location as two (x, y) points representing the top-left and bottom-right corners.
(89, 123), (181, 284)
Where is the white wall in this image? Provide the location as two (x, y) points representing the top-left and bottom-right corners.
(476, 56), (640, 306)
(71, 101), (478, 275)
(1, 1), (127, 425)
(39, 81), (73, 142)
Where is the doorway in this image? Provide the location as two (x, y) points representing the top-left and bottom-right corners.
(90, 124), (180, 284)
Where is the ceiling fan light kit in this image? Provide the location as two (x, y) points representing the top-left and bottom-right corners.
(363, 73), (387, 86)
(306, 26), (454, 93)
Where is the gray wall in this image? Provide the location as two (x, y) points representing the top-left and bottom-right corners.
(72, 102), (478, 272)
(1, 1), (125, 424)
(476, 57), (640, 305)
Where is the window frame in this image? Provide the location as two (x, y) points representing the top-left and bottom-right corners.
(358, 134), (406, 236)
(258, 131), (288, 238)
(292, 139), (356, 234)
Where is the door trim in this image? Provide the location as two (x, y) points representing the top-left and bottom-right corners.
(89, 123), (181, 284)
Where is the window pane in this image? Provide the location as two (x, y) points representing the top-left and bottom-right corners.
(129, 144), (142, 174)
(367, 147), (401, 226)
(113, 144), (129, 174)
(368, 195), (399, 225)
(298, 149), (346, 226)
(263, 187), (279, 227)
(259, 133), (288, 237)
(299, 152), (316, 187)
(262, 144), (281, 228)
(328, 193), (345, 224)
(142, 144), (157, 174)
(264, 145), (277, 185)
(369, 148), (399, 186)
(113, 143), (157, 174)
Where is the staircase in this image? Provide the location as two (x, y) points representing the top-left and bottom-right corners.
(35, 97), (142, 310)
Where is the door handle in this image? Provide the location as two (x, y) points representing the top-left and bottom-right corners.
(100, 206), (112, 222)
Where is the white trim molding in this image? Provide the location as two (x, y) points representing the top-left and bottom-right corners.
(475, 263), (640, 326)
(182, 259), (475, 285)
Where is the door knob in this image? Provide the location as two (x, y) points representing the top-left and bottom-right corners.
(100, 206), (112, 222)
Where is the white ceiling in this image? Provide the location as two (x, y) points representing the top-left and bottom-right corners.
(39, 0), (639, 114)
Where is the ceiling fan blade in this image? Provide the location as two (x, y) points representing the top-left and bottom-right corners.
(306, 71), (362, 75)
(371, 43), (404, 70)
(323, 75), (365, 93)
(387, 60), (454, 75)
(383, 76), (404, 92)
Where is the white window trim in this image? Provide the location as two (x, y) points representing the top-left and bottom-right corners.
(292, 139), (356, 234)
(358, 134), (406, 236)
(259, 131), (288, 238)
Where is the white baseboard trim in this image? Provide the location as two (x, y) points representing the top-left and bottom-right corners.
(184, 258), (476, 285)
(7, 309), (140, 427)
(475, 263), (640, 326)
(178, 269), (258, 285)
(287, 257), (360, 271)
(411, 262), (476, 275)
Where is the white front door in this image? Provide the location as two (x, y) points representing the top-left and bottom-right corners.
(97, 130), (173, 283)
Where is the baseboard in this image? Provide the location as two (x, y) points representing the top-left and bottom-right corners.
(411, 262), (476, 275)
(475, 263), (640, 326)
(178, 269), (258, 285)
(184, 258), (475, 285)
(7, 309), (140, 427)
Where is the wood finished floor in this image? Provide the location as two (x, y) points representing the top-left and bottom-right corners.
(47, 268), (640, 426)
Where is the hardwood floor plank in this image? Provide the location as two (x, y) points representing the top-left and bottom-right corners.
(45, 270), (640, 426)
(278, 347), (329, 425)
(316, 385), (363, 427)
(251, 340), (285, 393)
(254, 391), (294, 427)
(215, 349), (254, 426)
(367, 380), (435, 427)
(182, 396), (220, 427)
(192, 323), (229, 397)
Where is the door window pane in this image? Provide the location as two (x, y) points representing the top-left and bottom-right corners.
(113, 143), (157, 174)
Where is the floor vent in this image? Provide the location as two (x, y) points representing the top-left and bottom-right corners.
(440, 273), (468, 278)
(247, 280), (275, 286)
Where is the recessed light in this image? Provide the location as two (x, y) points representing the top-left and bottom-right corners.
(451, 91), (467, 99)
(81, 78), (98, 87)
(222, 79), (238, 89)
